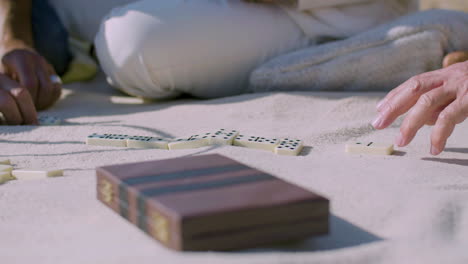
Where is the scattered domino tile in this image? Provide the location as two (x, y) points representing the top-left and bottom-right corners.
(0, 159), (64, 184)
(11, 169), (64, 180)
(168, 134), (211, 150)
(275, 138), (304, 156)
(0, 172), (11, 184)
(0, 165), (15, 180)
(233, 135), (280, 152)
(127, 136), (170, 149)
(86, 133), (129, 147)
(345, 142), (394, 155)
(0, 164), (13, 173)
(208, 129), (239, 145)
(38, 116), (62, 125)
(110, 96), (150, 105)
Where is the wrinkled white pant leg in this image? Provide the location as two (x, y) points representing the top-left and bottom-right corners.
(94, 0), (308, 99)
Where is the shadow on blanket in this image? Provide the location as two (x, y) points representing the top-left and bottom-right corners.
(56, 72), (385, 121)
(240, 215), (382, 253)
(444, 148), (468, 154)
(422, 157), (468, 167)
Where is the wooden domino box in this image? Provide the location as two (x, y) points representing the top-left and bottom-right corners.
(96, 154), (329, 251)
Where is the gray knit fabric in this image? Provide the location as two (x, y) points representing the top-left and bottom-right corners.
(249, 9), (468, 92)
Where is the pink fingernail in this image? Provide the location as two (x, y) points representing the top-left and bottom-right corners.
(376, 100), (385, 111)
(395, 133), (405, 147)
(372, 115), (383, 129)
(430, 145), (440, 156)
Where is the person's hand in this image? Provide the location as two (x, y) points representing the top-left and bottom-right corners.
(0, 42), (62, 125)
(372, 61), (468, 155)
(2, 47), (62, 111)
(0, 72), (38, 125)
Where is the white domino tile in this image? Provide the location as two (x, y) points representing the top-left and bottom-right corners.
(126, 136), (170, 149)
(274, 138), (304, 156)
(208, 129), (239, 145)
(0, 165), (15, 180)
(82, 129), (306, 157)
(233, 135), (280, 152)
(0, 172), (11, 184)
(12, 169), (64, 180)
(38, 116), (62, 125)
(345, 142), (394, 155)
(86, 133), (129, 147)
(168, 133), (211, 150)
(0, 164), (13, 173)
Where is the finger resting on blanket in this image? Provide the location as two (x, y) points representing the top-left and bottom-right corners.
(396, 87), (456, 147)
(0, 75), (38, 125)
(430, 98), (468, 155)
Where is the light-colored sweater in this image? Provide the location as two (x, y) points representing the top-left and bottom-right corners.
(49, 0), (417, 42)
(285, 0), (419, 39)
(250, 9), (468, 93)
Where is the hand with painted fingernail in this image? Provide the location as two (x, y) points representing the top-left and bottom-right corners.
(372, 61), (468, 155)
(0, 73), (38, 125)
(0, 0), (60, 125)
(2, 47), (62, 111)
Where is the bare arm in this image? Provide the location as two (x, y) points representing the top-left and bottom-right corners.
(0, 0), (62, 125)
(0, 0), (33, 52)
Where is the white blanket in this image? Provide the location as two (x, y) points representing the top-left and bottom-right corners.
(1, 74), (468, 263)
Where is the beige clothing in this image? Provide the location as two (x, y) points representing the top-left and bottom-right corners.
(288, 0), (418, 38)
(49, 0), (417, 42)
(49, 0), (418, 99)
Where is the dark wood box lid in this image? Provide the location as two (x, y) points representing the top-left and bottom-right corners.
(97, 154), (327, 218)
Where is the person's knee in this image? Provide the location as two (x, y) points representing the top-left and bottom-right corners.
(94, 2), (235, 99)
(95, 0), (307, 99)
(94, 4), (182, 99)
